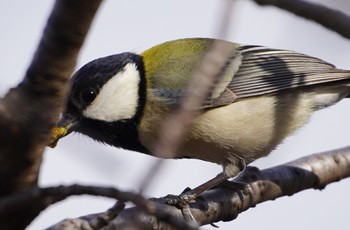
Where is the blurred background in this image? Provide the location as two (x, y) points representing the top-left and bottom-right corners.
(1, 0), (350, 229)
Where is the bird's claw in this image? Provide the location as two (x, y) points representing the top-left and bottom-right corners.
(161, 193), (193, 208)
(161, 192), (198, 222)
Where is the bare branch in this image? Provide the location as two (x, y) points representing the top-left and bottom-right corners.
(0, 185), (198, 230)
(252, 0), (350, 39)
(29, 146), (350, 229)
(2, 0), (349, 229)
(120, 146), (350, 228)
(0, 0), (102, 228)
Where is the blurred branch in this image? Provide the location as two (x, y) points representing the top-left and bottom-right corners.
(0, 185), (198, 230)
(252, 0), (350, 40)
(139, 0), (237, 194)
(2, 0), (349, 229)
(38, 146), (350, 229)
(0, 0), (102, 229)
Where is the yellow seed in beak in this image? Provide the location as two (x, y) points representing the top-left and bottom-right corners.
(48, 127), (68, 148)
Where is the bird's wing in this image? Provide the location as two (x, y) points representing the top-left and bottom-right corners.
(150, 42), (350, 110)
(150, 53), (240, 109)
(147, 39), (241, 109)
(229, 45), (350, 99)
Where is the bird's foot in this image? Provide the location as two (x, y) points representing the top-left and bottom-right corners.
(160, 173), (247, 222)
(162, 187), (197, 206)
(160, 188), (200, 222)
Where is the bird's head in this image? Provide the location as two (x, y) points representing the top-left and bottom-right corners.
(49, 52), (147, 151)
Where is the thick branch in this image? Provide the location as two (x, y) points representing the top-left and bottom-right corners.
(10, 146), (350, 229)
(113, 146), (350, 228)
(0, 0), (102, 229)
(252, 0), (350, 40)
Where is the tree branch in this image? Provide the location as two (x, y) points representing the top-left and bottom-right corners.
(2, 0), (349, 229)
(252, 0), (350, 39)
(113, 146), (350, 228)
(0, 185), (198, 230)
(0, 0), (102, 229)
(14, 146), (350, 229)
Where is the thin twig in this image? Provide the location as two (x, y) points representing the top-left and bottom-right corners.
(252, 0), (350, 39)
(0, 185), (198, 230)
(138, 0), (237, 194)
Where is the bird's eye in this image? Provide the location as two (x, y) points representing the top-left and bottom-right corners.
(80, 88), (97, 104)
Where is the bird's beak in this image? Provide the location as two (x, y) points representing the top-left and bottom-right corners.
(48, 114), (79, 148)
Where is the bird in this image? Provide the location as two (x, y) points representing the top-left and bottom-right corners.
(49, 38), (350, 200)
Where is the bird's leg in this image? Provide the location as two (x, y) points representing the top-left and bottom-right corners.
(163, 172), (229, 209)
(162, 159), (247, 223)
(164, 159), (247, 206)
(180, 158), (247, 202)
(161, 172), (230, 223)
(179, 172), (229, 203)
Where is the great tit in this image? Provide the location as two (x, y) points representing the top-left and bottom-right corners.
(50, 38), (350, 196)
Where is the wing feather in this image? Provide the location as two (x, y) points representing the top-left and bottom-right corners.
(230, 46), (350, 99)
(148, 41), (350, 109)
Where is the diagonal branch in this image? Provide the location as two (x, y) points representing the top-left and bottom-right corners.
(0, 0), (102, 229)
(252, 0), (350, 39)
(6, 146), (349, 229)
(115, 146), (350, 228)
(138, 0), (237, 194)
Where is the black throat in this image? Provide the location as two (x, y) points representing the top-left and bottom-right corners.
(78, 117), (149, 154)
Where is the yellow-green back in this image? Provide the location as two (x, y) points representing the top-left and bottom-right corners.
(141, 38), (215, 90)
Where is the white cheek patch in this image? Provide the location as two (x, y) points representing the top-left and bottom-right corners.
(83, 63), (140, 122)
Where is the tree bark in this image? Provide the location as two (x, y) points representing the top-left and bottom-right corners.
(0, 0), (102, 229)
(252, 0), (350, 39)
